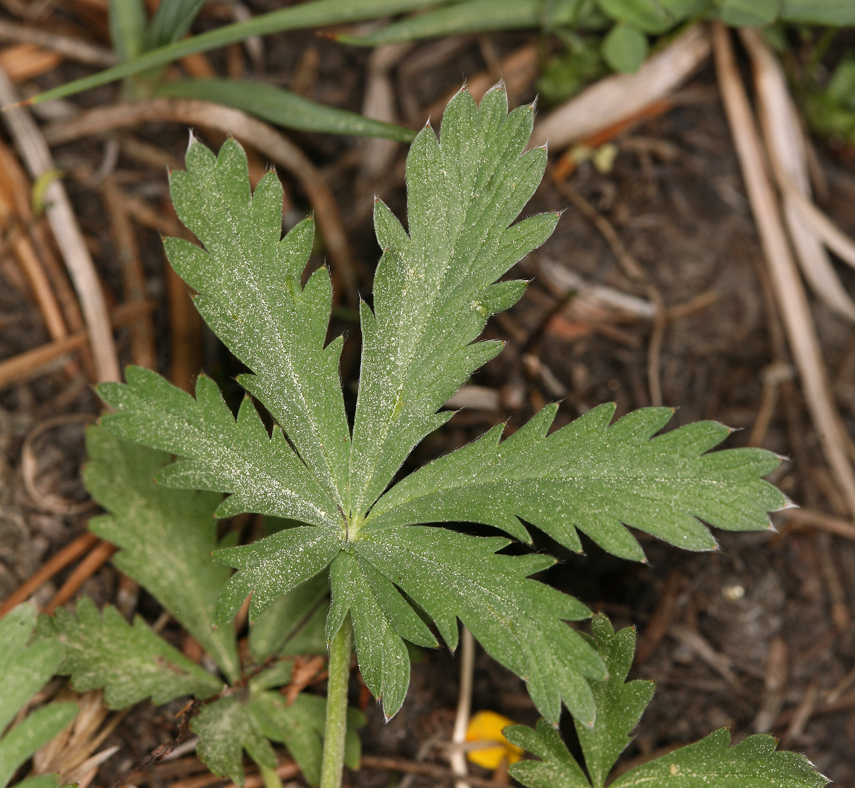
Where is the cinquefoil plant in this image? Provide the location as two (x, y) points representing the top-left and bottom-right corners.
(506, 616), (826, 788)
(35, 427), (362, 788)
(77, 84), (819, 788)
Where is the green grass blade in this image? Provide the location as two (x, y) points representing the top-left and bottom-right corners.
(337, 0), (541, 46)
(147, 0), (207, 48)
(27, 0), (443, 105)
(155, 79), (415, 141)
(780, 0), (855, 24)
(109, 0), (148, 62)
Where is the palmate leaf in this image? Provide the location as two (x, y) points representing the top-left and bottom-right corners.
(35, 597), (223, 708)
(83, 426), (239, 680)
(95, 87), (789, 735)
(192, 697), (277, 787)
(348, 84), (558, 516)
(368, 403), (788, 561)
(506, 617), (829, 788)
(249, 692), (364, 787)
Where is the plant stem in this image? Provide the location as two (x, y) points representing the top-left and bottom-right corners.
(320, 612), (353, 788)
(259, 764), (283, 788)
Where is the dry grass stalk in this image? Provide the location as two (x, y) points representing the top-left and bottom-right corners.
(713, 22), (855, 518)
(0, 65), (120, 382)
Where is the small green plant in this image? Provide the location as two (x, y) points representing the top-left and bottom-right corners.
(35, 429), (363, 787)
(505, 616), (826, 788)
(27, 0), (855, 112)
(35, 85), (826, 788)
(0, 604), (78, 788)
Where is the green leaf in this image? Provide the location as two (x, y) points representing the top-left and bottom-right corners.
(781, 0), (855, 24)
(505, 719), (591, 788)
(574, 617), (654, 787)
(508, 619), (828, 788)
(249, 572), (330, 662)
(192, 697), (276, 788)
(0, 705), (78, 788)
(0, 609), (65, 733)
(338, 0), (541, 45)
(601, 23), (648, 73)
(109, 0), (148, 62)
(610, 728), (828, 788)
(596, 0), (675, 32)
(99, 369), (342, 529)
(155, 79), (414, 141)
(349, 526), (603, 723)
(147, 0), (207, 48)
(213, 526), (341, 625)
(369, 403), (787, 562)
(13, 776), (62, 788)
(35, 597), (222, 708)
(0, 605), (78, 788)
(349, 84), (558, 517)
(28, 0), (442, 105)
(249, 693), (364, 787)
(326, 549), (436, 719)
(83, 426), (239, 681)
(718, 0), (780, 27)
(167, 138), (350, 508)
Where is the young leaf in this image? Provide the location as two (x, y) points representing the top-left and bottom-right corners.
(0, 705), (78, 788)
(155, 79), (415, 141)
(609, 729), (828, 787)
(341, 526), (604, 723)
(349, 84), (558, 516)
(504, 719), (591, 788)
(249, 693), (364, 787)
(506, 617), (829, 788)
(574, 616), (654, 787)
(35, 597), (223, 708)
(0, 606), (66, 733)
(368, 403), (787, 561)
(83, 426), (239, 681)
(192, 697), (277, 787)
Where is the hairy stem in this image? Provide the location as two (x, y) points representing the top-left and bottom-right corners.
(259, 764), (283, 788)
(320, 612), (353, 788)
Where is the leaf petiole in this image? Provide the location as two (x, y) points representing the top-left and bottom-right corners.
(320, 613), (354, 788)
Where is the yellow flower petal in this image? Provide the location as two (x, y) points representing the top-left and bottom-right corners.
(465, 710), (524, 769)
